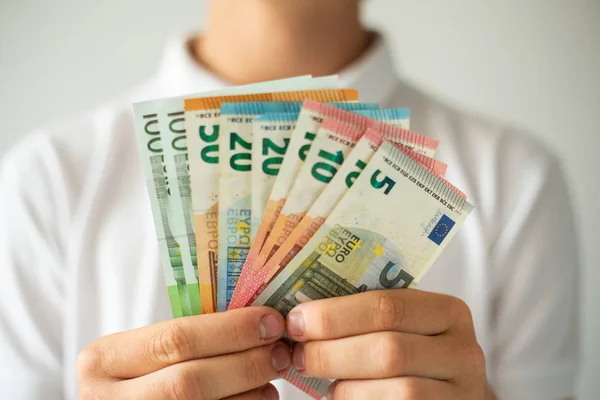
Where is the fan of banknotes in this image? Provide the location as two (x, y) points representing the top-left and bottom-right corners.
(133, 75), (473, 399)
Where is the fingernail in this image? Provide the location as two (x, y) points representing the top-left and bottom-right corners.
(261, 384), (279, 400)
(287, 311), (305, 336)
(259, 314), (283, 340)
(293, 343), (305, 371)
(327, 380), (339, 400)
(271, 344), (291, 371)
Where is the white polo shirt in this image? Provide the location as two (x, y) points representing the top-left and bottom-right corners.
(0, 35), (579, 400)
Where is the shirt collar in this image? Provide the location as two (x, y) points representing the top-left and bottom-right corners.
(151, 34), (230, 97)
(337, 33), (400, 105)
(151, 33), (399, 104)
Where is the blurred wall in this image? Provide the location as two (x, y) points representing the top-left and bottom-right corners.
(1, 0), (598, 397)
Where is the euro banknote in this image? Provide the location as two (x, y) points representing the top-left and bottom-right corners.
(136, 76), (338, 316)
(133, 102), (193, 317)
(187, 90), (358, 312)
(240, 126), (446, 307)
(160, 109), (202, 315)
(254, 140), (473, 311)
(251, 112), (299, 241)
(229, 104), (412, 309)
(216, 102), (307, 312)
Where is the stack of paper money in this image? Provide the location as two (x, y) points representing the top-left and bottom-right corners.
(133, 76), (473, 399)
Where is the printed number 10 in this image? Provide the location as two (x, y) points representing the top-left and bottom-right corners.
(311, 149), (344, 183)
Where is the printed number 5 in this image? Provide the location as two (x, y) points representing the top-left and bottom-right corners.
(370, 170), (396, 195)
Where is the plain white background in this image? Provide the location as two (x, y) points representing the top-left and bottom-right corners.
(1, 0), (598, 397)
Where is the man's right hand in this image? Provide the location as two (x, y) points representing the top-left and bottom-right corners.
(76, 306), (289, 400)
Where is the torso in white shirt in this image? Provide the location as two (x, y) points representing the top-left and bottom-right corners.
(0, 36), (579, 400)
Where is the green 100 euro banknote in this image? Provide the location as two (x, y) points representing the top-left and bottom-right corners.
(133, 103), (191, 318)
(254, 140), (473, 313)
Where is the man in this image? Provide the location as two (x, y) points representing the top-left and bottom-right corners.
(0, 0), (579, 399)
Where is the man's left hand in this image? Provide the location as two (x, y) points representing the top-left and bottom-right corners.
(285, 289), (496, 399)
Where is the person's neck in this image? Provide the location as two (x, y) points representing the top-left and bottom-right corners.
(193, 0), (369, 85)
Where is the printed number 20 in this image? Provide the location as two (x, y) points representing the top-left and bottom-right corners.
(230, 133), (252, 172)
(262, 138), (289, 176)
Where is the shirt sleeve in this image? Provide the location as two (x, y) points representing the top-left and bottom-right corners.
(487, 154), (580, 400)
(0, 134), (68, 399)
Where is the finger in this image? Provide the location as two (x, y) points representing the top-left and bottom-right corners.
(223, 383), (279, 400)
(292, 332), (461, 380)
(329, 377), (458, 400)
(286, 289), (471, 341)
(115, 342), (291, 400)
(78, 306), (284, 379)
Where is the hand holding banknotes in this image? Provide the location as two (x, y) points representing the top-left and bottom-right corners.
(134, 83), (478, 397)
(286, 290), (496, 400)
(76, 307), (289, 400)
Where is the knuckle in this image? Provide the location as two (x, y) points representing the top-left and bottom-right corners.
(452, 297), (473, 325)
(376, 332), (405, 376)
(315, 306), (333, 337)
(164, 369), (199, 400)
(397, 379), (423, 399)
(227, 317), (247, 349)
(372, 292), (402, 331)
(332, 381), (351, 400)
(76, 345), (102, 379)
(150, 323), (194, 364)
(464, 343), (486, 374)
(240, 349), (267, 386)
(310, 342), (332, 375)
(78, 384), (104, 400)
